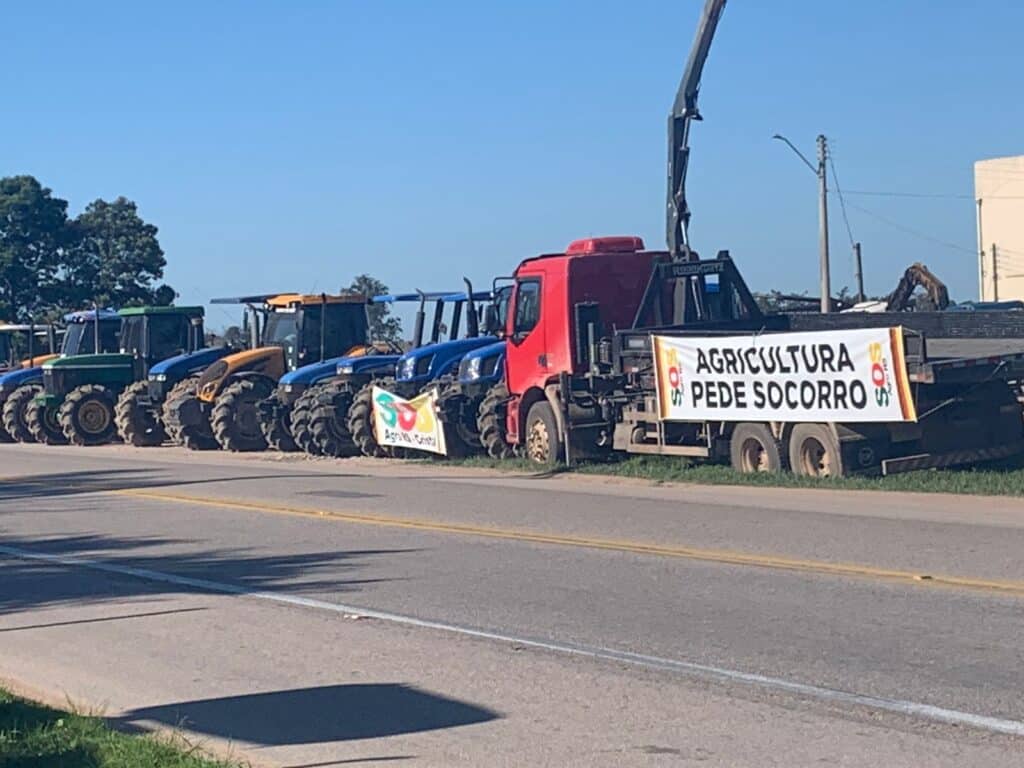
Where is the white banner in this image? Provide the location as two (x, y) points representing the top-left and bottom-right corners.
(653, 327), (916, 423)
(371, 386), (448, 455)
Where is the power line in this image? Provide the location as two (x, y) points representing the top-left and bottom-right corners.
(837, 198), (978, 255)
(826, 151), (856, 247)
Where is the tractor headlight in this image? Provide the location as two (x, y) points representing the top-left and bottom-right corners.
(338, 364), (355, 375)
(398, 356), (416, 380)
(153, 373), (168, 382)
(283, 384), (295, 393)
(462, 356), (482, 381)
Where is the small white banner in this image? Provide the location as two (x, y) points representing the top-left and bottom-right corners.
(371, 385), (448, 455)
(653, 326), (916, 423)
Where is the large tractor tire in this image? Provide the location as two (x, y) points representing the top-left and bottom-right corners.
(58, 384), (119, 446)
(289, 385), (324, 455)
(431, 385), (476, 460)
(347, 379), (397, 458)
(163, 377), (219, 450)
(2, 384), (42, 443)
(259, 392), (298, 452)
(0, 392), (13, 443)
(115, 381), (168, 447)
(308, 382), (361, 457)
(25, 397), (68, 445)
(211, 377), (274, 452)
(477, 383), (515, 460)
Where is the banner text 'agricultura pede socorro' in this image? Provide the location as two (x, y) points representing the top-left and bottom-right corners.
(371, 386), (448, 455)
(653, 327), (917, 423)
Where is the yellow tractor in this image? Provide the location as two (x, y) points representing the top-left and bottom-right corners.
(167, 293), (370, 451)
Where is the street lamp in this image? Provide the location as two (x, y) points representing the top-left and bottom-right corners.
(774, 133), (831, 313)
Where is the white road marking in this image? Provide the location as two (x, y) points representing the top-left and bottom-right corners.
(3, 542), (1023, 738)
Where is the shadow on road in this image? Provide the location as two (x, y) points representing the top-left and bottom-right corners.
(0, 468), (373, 502)
(119, 683), (499, 745)
(0, 530), (415, 613)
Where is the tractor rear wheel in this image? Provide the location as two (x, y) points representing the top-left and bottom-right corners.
(115, 380), (167, 447)
(59, 384), (119, 446)
(290, 385), (325, 455)
(259, 392), (298, 452)
(0, 391), (12, 443)
(433, 385), (475, 460)
(211, 377), (273, 452)
(309, 382), (360, 457)
(524, 401), (563, 466)
(162, 377), (218, 450)
(3, 384), (42, 443)
(477, 383), (514, 460)
(347, 379), (394, 458)
(26, 397), (67, 445)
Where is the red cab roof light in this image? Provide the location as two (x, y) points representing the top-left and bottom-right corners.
(565, 236), (645, 255)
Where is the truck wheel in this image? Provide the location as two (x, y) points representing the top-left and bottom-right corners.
(525, 401), (563, 466)
(211, 377), (274, 452)
(729, 423), (785, 474)
(789, 423), (844, 478)
(260, 393), (298, 452)
(163, 377), (218, 450)
(477, 383), (514, 459)
(25, 398), (68, 445)
(2, 384), (42, 443)
(309, 382), (359, 457)
(288, 387), (323, 454)
(59, 384), (119, 446)
(115, 380), (167, 447)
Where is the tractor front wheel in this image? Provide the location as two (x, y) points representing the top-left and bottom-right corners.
(211, 377), (274, 452)
(115, 381), (167, 447)
(2, 384), (42, 443)
(290, 385), (326, 455)
(347, 379), (394, 458)
(26, 397), (68, 445)
(477, 383), (514, 460)
(59, 384), (119, 446)
(309, 382), (359, 457)
(259, 392), (298, 452)
(162, 377), (218, 450)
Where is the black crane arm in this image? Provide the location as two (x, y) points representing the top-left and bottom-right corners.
(666, 0), (727, 261)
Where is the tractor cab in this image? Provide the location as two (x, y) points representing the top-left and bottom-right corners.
(0, 323), (63, 371)
(118, 306), (206, 380)
(61, 310), (122, 357)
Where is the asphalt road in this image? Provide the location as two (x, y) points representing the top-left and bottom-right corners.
(1, 443), (1023, 767)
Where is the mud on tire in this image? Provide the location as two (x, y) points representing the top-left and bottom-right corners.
(308, 382), (360, 457)
(115, 380), (167, 447)
(211, 377), (274, 452)
(477, 383), (514, 460)
(162, 377), (217, 450)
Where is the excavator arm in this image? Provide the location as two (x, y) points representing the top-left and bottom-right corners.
(666, 0), (727, 261)
(886, 263), (950, 312)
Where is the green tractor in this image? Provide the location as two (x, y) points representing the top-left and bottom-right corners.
(28, 306), (206, 446)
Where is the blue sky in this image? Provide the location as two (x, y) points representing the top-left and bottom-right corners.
(4, 0), (1023, 329)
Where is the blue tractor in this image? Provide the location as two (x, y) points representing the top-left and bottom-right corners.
(1, 311), (121, 444)
(438, 339), (509, 458)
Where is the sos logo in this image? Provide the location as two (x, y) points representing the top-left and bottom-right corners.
(665, 349), (685, 406)
(374, 391), (435, 433)
(868, 342), (892, 407)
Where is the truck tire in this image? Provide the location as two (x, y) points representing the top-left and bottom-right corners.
(115, 380), (167, 447)
(211, 377), (273, 452)
(729, 423), (785, 474)
(259, 393), (298, 452)
(3, 384), (42, 443)
(59, 384), (119, 446)
(163, 377), (218, 450)
(524, 401), (563, 466)
(347, 379), (393, 458)
(789, 423), (844, 478)
(309, 382), (360, 457)
(289, 385), (324, 455)
(477, 383), (514, 460)
(26, 397), (68, 445)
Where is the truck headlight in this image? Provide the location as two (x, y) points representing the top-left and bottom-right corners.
(398, 357), (416, 380)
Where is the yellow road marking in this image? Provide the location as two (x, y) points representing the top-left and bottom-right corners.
(112, 488), (1024, 598)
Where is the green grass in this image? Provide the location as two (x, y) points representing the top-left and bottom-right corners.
(0, 689), (238, 768)
(445, 454), (1024, 497)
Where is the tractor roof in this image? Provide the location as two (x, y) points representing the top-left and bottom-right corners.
(267, 293), (366, 308)
(372, 291), (464, 303)
(118, 305), (205, 317)
(0, 324), (56, 333)
(64, 309), (121, 323)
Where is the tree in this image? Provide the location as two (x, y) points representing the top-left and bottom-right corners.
(64, 197), (175, 309)
(347, 274), (402, 343)
(0, 176), (69, 321)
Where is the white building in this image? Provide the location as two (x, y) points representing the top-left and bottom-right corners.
(975, 155), (1024, 302)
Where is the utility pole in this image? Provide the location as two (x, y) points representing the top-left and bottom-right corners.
(853, 242), (864, 303)
(816, 135), (831, 313)
(991, 244), (999, 301)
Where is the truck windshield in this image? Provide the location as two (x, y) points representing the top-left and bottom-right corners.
(63, 322), (121, 356)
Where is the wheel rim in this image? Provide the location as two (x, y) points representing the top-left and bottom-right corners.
(799, 437), (831, 477)
(79, 400), (111, 435)
(44, 407), (61, 433)
(739, 436), (768, 473)
(526, 418), (551, 463)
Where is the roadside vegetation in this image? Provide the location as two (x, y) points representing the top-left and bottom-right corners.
(446, 454), (1024, 497)
(0, 689), (237, 768)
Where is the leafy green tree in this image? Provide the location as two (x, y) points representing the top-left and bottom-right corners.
(347, 274), (402, 343)
(0, 176), (68, 321)
(64, 197), (175, 308)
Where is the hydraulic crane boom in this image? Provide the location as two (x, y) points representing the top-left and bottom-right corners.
(666, 0), (726, 261)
